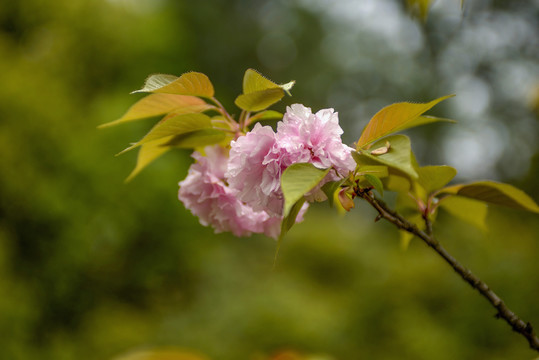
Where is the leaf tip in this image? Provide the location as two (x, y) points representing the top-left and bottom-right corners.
(98, 118), (123, 129)
(272, 235), (283, 270)
(116, 144), (137, 156)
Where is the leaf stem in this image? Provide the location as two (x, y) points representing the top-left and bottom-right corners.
(236, 110), (253, 131)
(210, 97), (236, 125)
(355, 189), (539, 352)
(242, 112), (252, 129)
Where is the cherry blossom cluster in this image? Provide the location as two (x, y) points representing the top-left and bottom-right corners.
(178, 104), (355, 238)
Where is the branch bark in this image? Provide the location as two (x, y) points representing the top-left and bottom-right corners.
(356, 189), (539, 352)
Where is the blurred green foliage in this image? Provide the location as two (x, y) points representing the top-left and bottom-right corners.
(0, 0), (538, 359)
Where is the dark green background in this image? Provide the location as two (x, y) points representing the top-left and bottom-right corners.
(1, 0), (538, 359)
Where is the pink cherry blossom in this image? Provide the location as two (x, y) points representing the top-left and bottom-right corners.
(277, 104), (356, 175)
(226, 123), (286, 216)
(227, 104), (355, 214)
(178, 146), (284, 238)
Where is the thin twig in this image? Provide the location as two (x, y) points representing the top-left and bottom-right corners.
(356, 189), (539, 352)
(210, 97), (236, 125)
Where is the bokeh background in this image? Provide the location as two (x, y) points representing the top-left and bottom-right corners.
(1, 0), (538, 359)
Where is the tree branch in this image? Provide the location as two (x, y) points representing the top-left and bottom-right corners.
(356, 189), (539, 352)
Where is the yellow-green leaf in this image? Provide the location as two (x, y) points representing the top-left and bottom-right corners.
(399, 213), (424, 250)
(384, 174), (411, 193)
(248, 110), (283, 123)
(274, 198), (306, 267)
(242, 68), (295, 95)
(396, 192), (418, 213)
(235, 69), (294, 111)
(99, 94), (210, 128)
(357, 165), (389, 178)
(398, 115), (456, 132)
(235, 88), (284, 112)
(354, 135), (418, 180)
(321, 180), (344, 208)
(209, 115), (230, 130)
(439, 181), (539, 213)
(281, 163), (330, 217)
(125, 137), (172, 182)
(243, 69), (278, 93)
(356, 95), (454, 148)
(118, 113), (212, 154)
(395, 191), (429, 250)
(281, 198), (306, 236)
(166, 129), (226, 148)
(133, 74), (177, 92)
(364, 174), (384, 196)
(439, 196), (488, 231)
(133, 72), (215, 98)
(397, 192), (444, 249)
(417, 165), (457, 196)
(165, 104), (215, 117)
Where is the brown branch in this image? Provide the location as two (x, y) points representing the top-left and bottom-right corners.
(356, 189), (539, 352)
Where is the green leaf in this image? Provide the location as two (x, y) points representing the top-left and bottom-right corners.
(248, 110), (283, 123)
(356, 165), (389, 178)
(243, 68), (279, 93)
(356, 95), (454, 148)
(99, 94), (210, 128)
(417, 165), (457, 196)
(439, 181), (539, 213)
(281, 163), (330, 217)
(401, 115), (456, 131)
(281, 198), (306, 236)
(353, 148), (414, 193)
(364, 174), (384, 196)
(234, 88), (284, 112)
(321, 180), (345, 208)
(118, 113), (213, 154)
(274, 198), (306, 267)
(395, 191), (428, 250)
(133, 72), (215, 98)
(351, 150), (363, 165)
(235, 69), (295, 111)
(439, 196), (488, 231)
(383, 174), (411, 193)
(166, 129), (226, 149)
(125, 137), (172, 182)
(164, 104), (215, 118)
(399, 213), (424, 250)
(133, 74), (177, 92)
(354, 135), (418, 180)
(396, 191), (419, 213)
(242, 68), (295, 95)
